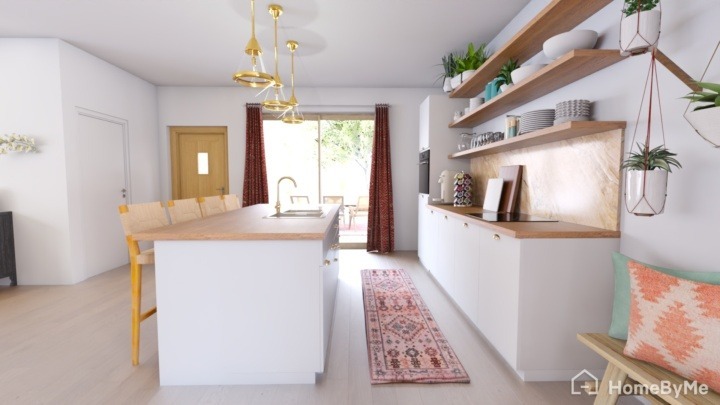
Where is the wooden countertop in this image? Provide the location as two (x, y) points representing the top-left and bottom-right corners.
(427, 204), (620, 239)
(135, 204), (339, 241)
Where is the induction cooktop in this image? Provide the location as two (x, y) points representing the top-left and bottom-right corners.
(465, 212), (558, 222)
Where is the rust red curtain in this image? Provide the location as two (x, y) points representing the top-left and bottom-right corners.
(367, 104), (395, 253)
(242, 103), (269, 207)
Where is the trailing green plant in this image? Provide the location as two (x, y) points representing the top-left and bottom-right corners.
(683, 82), (720, 111)
(496, 59), (519, 86)
(435, 53), (458, 84)
(623, 0), (659, 17)
(621, 143), (681, 172)
(453, 42), (490, 76)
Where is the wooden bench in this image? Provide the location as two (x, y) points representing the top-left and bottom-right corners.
(578, 333), (720, 405)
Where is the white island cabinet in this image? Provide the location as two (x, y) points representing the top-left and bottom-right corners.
(421, 204), (620, 381)
(136, 204), (340, 386)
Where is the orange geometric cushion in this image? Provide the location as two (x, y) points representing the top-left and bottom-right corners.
(624, 261), (720, 393)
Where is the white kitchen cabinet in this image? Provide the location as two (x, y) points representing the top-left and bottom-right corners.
(434, 213), (455, 296)
(452, 217), (481, 326)
(418, 95), (469, 198)
(476, 226), (521, 369)
(422, 205), (619, 381)
(417, 194), (430, 268)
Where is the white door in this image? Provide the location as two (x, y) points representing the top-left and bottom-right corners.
(77, 114), (129, 278)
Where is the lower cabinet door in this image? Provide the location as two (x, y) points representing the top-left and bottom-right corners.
(320, 247), (339, 369)
(453, 218), (481, 324)
(435, 213), (455, 296)
(476, 227), (521, 367)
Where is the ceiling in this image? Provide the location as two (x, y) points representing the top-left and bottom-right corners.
(0, 0), (530, 88)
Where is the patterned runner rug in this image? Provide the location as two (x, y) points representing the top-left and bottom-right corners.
(361, 269), (470, 384)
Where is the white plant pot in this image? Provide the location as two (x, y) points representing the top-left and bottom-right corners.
(625, 169), (668, 216)
(443, 77), (453, 93)
(450, 74), (462, 89)
(685, 107), (720, 148)
(499, 83), (513, 93)
(620, 9), (661, 55)
(460, 70), (475, 83)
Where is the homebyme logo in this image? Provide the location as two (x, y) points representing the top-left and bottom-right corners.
(571, 369), (599, 396)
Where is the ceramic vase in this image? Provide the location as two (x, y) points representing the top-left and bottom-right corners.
(685, 107), (720, 148)
(620, 9), (661, 56)
(625, 169), (668, 216)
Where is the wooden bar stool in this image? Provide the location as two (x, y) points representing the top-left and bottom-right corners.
(118, 202), (169, 365)
(167, 198), (203, 224)
(198, 195), (226, 217)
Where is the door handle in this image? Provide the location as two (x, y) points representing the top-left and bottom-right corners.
(216, 186), (226, 195)
(121, 188), (127, 198)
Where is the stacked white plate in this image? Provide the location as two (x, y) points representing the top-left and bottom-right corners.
(519, 109), (555, 134)
(554, 99), (591, 125)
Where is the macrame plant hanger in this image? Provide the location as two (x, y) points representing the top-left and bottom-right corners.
(683, 40), (720, 148)
(625, 49), (669, 216)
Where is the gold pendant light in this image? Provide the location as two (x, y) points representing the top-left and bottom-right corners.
(232, 0), (274, 88)
(261, 4), (293, 112)
(282, 40), (304, 124)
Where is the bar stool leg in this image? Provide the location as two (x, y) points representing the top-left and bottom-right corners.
(130, 260), (142, 366)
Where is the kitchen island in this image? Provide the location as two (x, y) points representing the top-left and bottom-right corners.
(135, 204), (340, 385)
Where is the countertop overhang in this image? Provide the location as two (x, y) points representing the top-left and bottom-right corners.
(427, 204), (620, 239)
(135, 204), (340, 241)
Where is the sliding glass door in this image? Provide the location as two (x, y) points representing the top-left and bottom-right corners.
(264, 114), (373, 246)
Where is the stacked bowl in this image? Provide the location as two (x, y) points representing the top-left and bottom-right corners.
(519, 109), (555, 135)
(554, 100), (591, 124)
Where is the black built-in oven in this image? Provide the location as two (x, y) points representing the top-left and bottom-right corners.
(419, 150), (430, 194)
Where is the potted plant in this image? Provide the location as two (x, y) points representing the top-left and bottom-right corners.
(621, 142), (681, 216)
(450, 42), (489, 89)
(436, 53), (457, 93)
(496, 59), (519, 93)
(620, 0), (661, 56)
(683, 81), (720, 147)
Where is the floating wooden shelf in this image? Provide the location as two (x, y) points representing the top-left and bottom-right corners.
(448, 121), (626, 159)
(449, 49), (625, 129)
(449, 0), (614, 99)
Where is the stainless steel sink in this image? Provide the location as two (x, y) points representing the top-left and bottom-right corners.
(265, 209), (326, 218)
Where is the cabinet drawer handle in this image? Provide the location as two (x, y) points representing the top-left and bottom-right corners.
(444, 215), (448, 220)
(493, 234), (500, 240)
(430, 211), (434, 214)
(324, 259), (331, 266)
(463, 223), (468, 228)
(333, 258), (338, 262)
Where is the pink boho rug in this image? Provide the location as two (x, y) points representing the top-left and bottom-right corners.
(361, 269), (470, 384)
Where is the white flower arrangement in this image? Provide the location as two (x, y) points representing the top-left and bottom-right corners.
(0, 134), (38, 155)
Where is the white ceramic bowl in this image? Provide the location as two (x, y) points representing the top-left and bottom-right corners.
(543, 30), (599, 60)
(510, 64), (547, 84)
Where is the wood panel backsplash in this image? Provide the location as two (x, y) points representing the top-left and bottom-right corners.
(470, 129), (623, 231)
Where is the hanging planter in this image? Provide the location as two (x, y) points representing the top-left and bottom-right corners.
(682, 42), (720, 147)
(619, 0), (661, 56)
(622, 144), (680, 216)
(622, 50), (681, 217)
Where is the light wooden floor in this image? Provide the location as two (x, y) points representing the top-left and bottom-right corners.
(0, 250), (636, 404)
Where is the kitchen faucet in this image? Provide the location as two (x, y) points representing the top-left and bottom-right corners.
(275, 176), (297, 215)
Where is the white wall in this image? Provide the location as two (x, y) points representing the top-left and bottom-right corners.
(58, 40), (160, 283)
(0, 38), (159, 284)
(157, 87), (439, 250)
(473, 0), (720, 271)
(0, 39), (73, 284)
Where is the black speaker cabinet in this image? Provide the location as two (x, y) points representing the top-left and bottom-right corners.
(0, 212), (17, 286)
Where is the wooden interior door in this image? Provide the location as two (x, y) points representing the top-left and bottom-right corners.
(170, 126), (228, 199)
